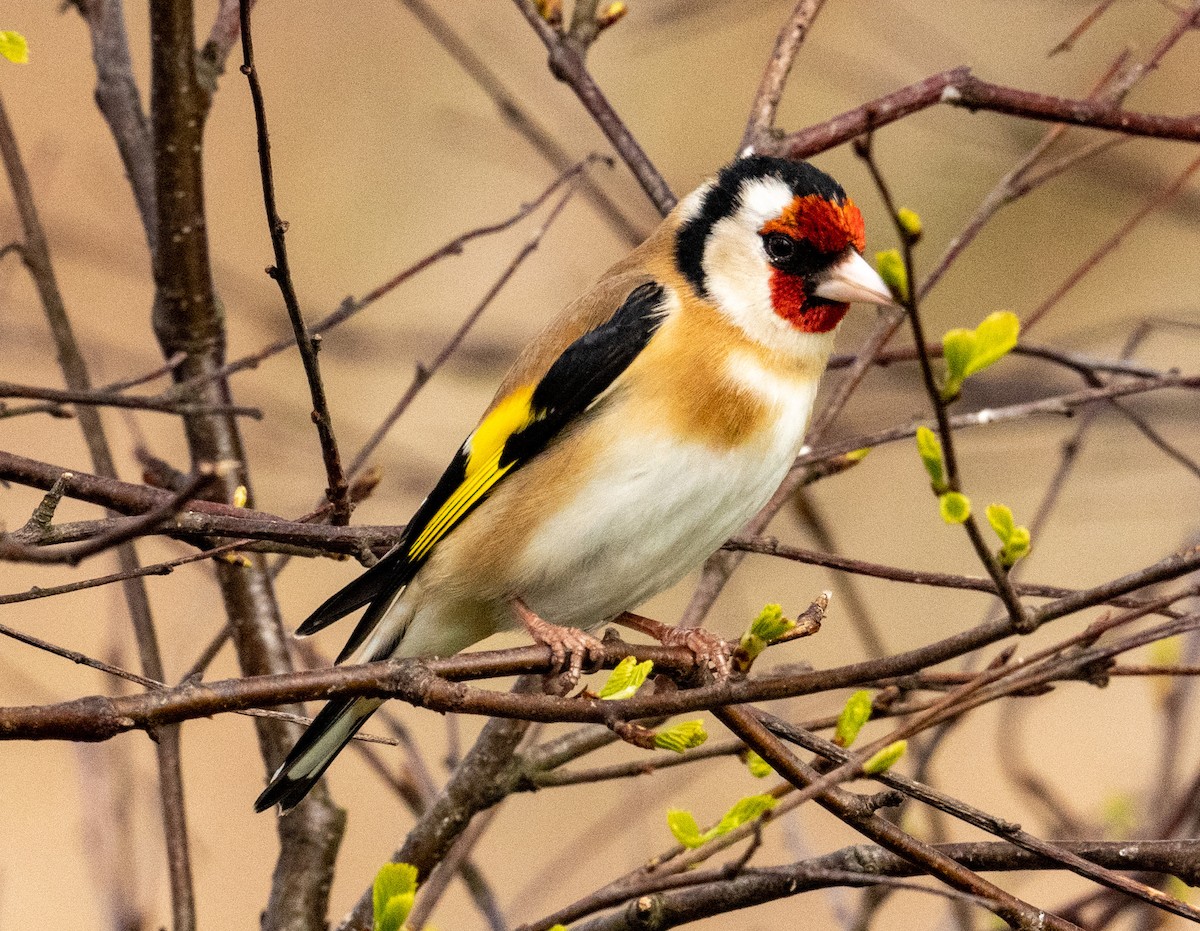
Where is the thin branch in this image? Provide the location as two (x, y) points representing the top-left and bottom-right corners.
(148, 1), (346, 926)
(0, 468), (217, 565)
(1025, 152), (1200, 332)
(511, 0), (676, 214)
(716, 705), (1078, 931)
(770, 66), (1200, 161)
(0, 379), (260, 418)
(396, 0), (642, 245)
(67, 0), (157, 254)
(348, 164), (589, 476)
(238, 0), (352, 522)
(740, 0), (827, 151)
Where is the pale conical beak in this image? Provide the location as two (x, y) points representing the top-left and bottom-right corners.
(812, 251), (897, 306)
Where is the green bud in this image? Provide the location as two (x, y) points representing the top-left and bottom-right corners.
(915, 426), (947, 492)
(744, 750), (773, 778)
(939, 491), (971, 524)
(863, 740), (907, 774)
(834, 690), (873, 747)
(896, 207), (923, 240)
(666, 809), (707, 848)
(654, 720), (708, 753)
(598, 655), (654, 700)
(941, 311), (1020, 400)
(373, 863), (419, 931)
(739, 603), (796, 662)
(875, 249), (908, 302)
(0, 31), (28, 64)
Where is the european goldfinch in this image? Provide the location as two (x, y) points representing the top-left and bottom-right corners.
(256, 155), (894, 812)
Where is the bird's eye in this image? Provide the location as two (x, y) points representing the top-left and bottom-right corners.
(763, 233), (795, 262)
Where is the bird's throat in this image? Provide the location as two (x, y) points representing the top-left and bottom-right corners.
(769, 268), (849, 333)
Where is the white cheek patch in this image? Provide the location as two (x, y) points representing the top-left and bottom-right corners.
(700, 177), (846, 358)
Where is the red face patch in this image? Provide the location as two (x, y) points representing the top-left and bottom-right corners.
(761, 195), (866, 254)
(768, 269), (849, 333)
(761, 194), (864, 332)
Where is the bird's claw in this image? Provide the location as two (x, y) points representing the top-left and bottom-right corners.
(660, 626), (733, 680)
(514, 599), (605, 692)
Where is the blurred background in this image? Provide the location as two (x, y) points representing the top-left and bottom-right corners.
(2, 0), (1199, 927)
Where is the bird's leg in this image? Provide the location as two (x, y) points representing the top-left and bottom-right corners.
(512, 598), (605, 692)
(614, 612), (733, 680)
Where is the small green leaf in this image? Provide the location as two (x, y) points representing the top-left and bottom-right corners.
(739, 603), (796, 662)
(373, 863), (419, 931)
(986, 503), (1030, 566)
(548, 926), (570, 931)
(714, 793), (778, 834)
(875, 249), (908, 302)
(0, 31), (28, 64)
(666, 793), (778, 849)
(896, 207), (923, 240)
(655, 720), (708, 753)
(939, 492), (971, 524)
(834, 690), (873, 748)
(667, 809), (707, 848)
(940, 327), (976, 400)
(915, 426), (947, 492)
(744, 750), (773, 778)
(598, 655), (654, 700)
(985, 503), (1015, 542)
(863, 740), (907, 775)
(940, 311), (1020, 400)
(845, 447), (871, 463)
(966, 311), (1020, 378)
(1000, 525), (1031, 567)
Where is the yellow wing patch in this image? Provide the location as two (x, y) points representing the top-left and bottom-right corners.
(407, 384), (539, 561)
(466, 384), (537, 478)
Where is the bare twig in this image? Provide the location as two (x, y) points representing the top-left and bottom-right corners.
(770, 67), (1200, 161)
(238, 0), (352, 522)
(0, 85), (197, 931)
(740, 0), (827, 151)
(511, 0), (676, 214)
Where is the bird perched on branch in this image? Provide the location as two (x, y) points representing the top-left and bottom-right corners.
(256, 155), (894, 812)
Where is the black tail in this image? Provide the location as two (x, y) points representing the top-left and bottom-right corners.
(254, 696), (382, 812)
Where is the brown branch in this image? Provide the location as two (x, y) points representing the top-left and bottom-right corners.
(0, 85), (196, 931)
(0, 85), (197, 931)
(396, 0), (643, 245)
(0, 468), (217, 566)
(1025, 152), (1200, 332)
(511, 0), (676, 214)
(740, 0), (827, 151)
(9, 577), (1200, 743)
(770, 67), (1200, 161)
(147, 1), (346, 927)
(237, 0), (351, 523)
(858, 137), (1029, 629)
(347, 162), (589, 477)
(1050, 0), (1121, 55)
(0, 379), (260, 418)
(725, 536), (1181, 614)
(336, 679), (544, 931)
(716, 706), (1077, 931)
(567, 838), (1200, 931)
(67, 0), (157, 254)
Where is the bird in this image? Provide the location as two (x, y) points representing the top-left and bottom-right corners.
(255, 154), (895, 813)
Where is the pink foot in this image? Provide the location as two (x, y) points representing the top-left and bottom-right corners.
(513, 598), (605, 690)
(616, 613), (733, 680)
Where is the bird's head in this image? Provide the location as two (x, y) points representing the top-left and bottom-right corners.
(675, 155), (894, 353)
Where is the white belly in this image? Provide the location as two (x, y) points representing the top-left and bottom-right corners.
(514, 369), (820, 628)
